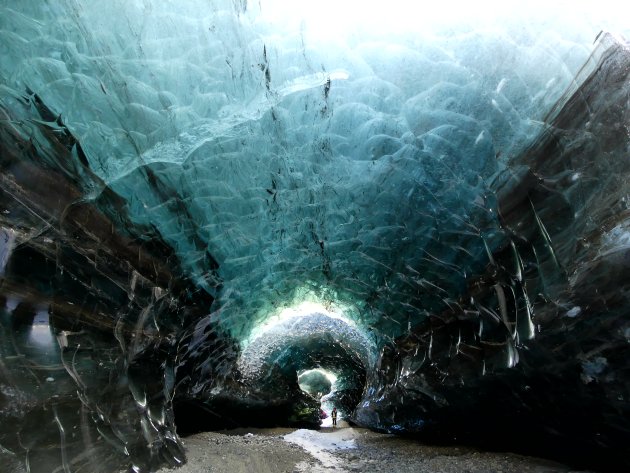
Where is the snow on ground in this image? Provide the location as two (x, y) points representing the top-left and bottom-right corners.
(283, 428), (358, 470)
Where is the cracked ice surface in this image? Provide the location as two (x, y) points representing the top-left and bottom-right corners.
(0, 1), (629, 472)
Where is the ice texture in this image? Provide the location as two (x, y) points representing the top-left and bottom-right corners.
(0, 1), (629, 472)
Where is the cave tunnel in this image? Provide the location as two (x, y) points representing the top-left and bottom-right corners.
(0, 1), (629, 472)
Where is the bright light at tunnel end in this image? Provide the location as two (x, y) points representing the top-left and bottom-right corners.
(298, 367), (338, 386)
(277, 301), (356, 327)
(242, 297), (358, 349)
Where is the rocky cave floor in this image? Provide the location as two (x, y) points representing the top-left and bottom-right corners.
(157, 424), (593, 473)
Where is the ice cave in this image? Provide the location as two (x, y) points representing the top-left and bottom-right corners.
(0, 1), (629, 472)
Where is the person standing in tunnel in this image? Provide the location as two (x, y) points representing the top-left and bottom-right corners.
(331, 407), (338, 427)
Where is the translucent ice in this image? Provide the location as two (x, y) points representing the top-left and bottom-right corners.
(0, 1), (629, 472)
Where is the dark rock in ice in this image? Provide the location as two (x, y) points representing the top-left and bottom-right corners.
(353, 33), (630, 471)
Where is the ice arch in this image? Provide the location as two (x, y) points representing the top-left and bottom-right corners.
(0, 1), (629, 472)
(298, 369), (335, 399)
(237, 306), (373, 416)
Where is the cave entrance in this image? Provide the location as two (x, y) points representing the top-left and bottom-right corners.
(235, 300), (375, 428)
(297, 368), (337, 399)
(297, 368), (338, 425)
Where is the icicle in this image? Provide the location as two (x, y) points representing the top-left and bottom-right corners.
(510, 239), (523, 282)
(493, 283), (510, 330)
(529, 197), (561, 269)
(482, 235), (496, 266)
(456, 329), (462, 354)
(520, 284), (536, 340)
(506, 338), (520, 368)
(52, 405), (71, 473)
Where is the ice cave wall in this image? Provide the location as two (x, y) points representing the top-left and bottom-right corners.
(0, 1), (629, 472)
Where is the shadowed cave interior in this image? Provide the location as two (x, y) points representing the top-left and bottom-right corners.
(0, 1), (629, 472)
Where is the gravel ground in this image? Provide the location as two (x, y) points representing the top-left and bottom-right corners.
(329, 428), (591, 473)
(158, 425), (594, 473)
(158, 428), (308, 473)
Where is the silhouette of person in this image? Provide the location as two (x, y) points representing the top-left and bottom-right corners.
(331, 407), (338, 427)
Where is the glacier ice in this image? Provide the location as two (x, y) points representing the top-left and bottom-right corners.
(0, 1), (629, 472)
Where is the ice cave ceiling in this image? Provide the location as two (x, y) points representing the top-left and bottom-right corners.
(0, 1), (629, 472)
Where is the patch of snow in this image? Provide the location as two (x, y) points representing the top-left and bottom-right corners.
(284, 428), (357, 470)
